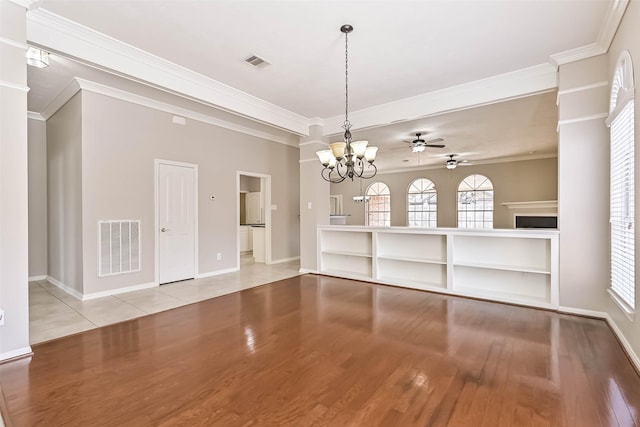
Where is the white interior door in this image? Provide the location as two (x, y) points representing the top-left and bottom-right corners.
(158, 163), (195, 284)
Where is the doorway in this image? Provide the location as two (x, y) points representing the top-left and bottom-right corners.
(237, 171), (271, 269)
(155, 160), (198, 284)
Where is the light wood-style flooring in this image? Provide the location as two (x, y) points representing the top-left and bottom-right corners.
(2, 275), (640, 426)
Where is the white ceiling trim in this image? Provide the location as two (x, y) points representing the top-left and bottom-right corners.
(27, 111), (45, 120)
(551, 0), (629, 66)
(556, 81), (609, 105)
(0, 36), (28, 50)
(0, 80), (30, 92)
(40, 78), (81, 120)
(74, 78), (298, 147)
(556, 113), (608, 131)
(322, 63), (558, 136)
(7, 0), (40, 9)
(378, 153), (557, 175)
(26, 8), (311, 136)
(298, 140), (328, 147)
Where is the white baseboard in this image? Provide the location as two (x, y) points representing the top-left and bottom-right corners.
(0, 346), (33, 362)
(46, 276), (84, 300)
(605, 314), (640, 374)
(557, 306), (607, 318)
(195, 267), (239, 279)
(28, 275), (47, 282)
(82, 281), (158, 301)
(270, 256), (300, 265)
(298, 268), (318, 274)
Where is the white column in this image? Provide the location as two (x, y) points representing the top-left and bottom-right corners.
(557, 54), (610, 312)
(299, 125), (330, 273)
(0, 0), (31, 360)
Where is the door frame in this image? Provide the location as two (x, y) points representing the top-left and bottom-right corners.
(154, 159), (199, 285)
(237, 171), (272, 267)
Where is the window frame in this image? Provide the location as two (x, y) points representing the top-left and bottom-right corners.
(407, 178), (437, 228)
(457, 174), (494, 229)
(365, 182), (391, 227)
(607, 50), (636, 319)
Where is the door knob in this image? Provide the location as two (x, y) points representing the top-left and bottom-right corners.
(161, 227), (170, 232)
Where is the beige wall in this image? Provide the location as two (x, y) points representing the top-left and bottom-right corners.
(78, 90), (300, 294)
(605, 0), (640, 361)
(331, 157), (558, 229)
(299, 125), (330, 272)
(28, 118), (48, 278)
(47, 93), (84, 293)
(0, 0), (30, 359)
(240, 175), (260, 192)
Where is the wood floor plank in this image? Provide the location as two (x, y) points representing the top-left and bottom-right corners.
(1, 275), (640, 426)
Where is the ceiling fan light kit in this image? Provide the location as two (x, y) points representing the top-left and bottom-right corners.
(316, 25), (378, 183)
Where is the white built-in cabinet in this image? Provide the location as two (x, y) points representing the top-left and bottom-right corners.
(246, 192), (263, 224)
(317, 226), (559, 309)
(240, 225), (253, 253)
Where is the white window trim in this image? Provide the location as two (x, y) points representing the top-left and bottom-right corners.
(607, 49), (635, 318)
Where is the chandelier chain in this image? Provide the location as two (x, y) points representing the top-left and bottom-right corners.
(344, 29), (349, 128)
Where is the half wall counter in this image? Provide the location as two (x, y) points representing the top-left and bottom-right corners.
(317, 226), (559, 309)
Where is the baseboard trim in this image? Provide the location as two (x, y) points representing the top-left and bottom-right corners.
(28, 275), (47, 282)
(298, 268), (318, 274)
(0, 346), (33, 363)
(46, 276), (83, 300)
(270, 256), (300, 265)
(557, 306), (607, 319)
(605, 314), (640, 375)
(82, 281), (158, 301)
(195, 267), (239, 279)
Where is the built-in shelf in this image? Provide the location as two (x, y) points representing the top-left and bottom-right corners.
(501, 200), (558, 209)
(317, 226), (559, 309)
(452, 261), (551, 274)
(322, 249), (372, 258)
(377, 255), (446, 264)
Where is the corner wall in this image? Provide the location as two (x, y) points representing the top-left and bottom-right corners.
(557, 55), (610, 313)
(47, 93), (83, 294)
(0, 0), (30, 360)
(28, 118), (47, 278)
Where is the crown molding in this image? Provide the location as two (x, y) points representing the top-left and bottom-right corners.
(322, 63), (558, 136)
(74, 78), (298, 147)
(26, 8), (311, 136)
(550, 0), (629, 66)
(0, 36), (28, 50)
(27, 111), (45, 120)
(378, 153), (557, 175)
(41, 78), (81, 119)
(7, 0), (40, 9)
(549, 43), (607, 67)
(0, 80), (30, 92)
(597, 0), (630, 52)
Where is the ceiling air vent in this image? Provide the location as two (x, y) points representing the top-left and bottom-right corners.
(244, 55), (270, 68)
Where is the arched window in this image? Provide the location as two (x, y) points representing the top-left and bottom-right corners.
(608, 50), (635, 311)
(366, 182), (390, 226)
(407, 178), (437, 228)
(457, 174), (493, 229)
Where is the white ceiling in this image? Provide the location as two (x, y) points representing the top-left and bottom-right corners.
(25, 0), (622, 170)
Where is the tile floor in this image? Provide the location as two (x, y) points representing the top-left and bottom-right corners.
(29, 255), (301, 344)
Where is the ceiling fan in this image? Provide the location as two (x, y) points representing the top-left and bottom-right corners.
(446, 154), (470, 169)
(404, 133), (445, 153)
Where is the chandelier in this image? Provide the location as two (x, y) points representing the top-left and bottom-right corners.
(316, 25), (378, 183)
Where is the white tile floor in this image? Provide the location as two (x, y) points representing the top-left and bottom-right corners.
(29, 255), (301, 344)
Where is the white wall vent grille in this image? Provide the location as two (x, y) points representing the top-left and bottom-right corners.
(98, 220), (141, 277)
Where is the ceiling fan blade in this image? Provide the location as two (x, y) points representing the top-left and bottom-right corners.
(426, 144), (446, 148)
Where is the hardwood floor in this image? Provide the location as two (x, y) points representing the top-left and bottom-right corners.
(2, 275), (640, 426)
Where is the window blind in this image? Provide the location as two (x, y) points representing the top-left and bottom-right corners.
(610, 101), (635, 309)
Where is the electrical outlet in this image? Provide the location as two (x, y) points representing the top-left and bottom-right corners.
(216, 253), (222, 261)
(0, 309), (5, 326)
